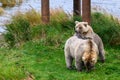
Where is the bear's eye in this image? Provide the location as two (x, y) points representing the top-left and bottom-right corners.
(84, 24), (87, 27)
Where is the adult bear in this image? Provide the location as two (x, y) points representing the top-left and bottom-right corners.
(64, 36), (98, 72)
(74, 21), (105, 63)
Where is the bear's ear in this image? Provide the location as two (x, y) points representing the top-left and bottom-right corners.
(75, 21), (79, 24)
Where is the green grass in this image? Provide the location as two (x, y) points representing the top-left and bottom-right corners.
(0, 41), (120, 80)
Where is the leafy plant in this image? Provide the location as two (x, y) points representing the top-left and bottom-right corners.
(92, 12), (120, 45)
(4, 17), (31, 48)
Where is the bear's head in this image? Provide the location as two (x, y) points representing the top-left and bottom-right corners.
(75, 21), (93, 35)
(82, 51), (98, 72)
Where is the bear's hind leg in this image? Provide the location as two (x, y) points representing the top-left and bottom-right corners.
(65, 55), (73, 70)
(75, 58), (82, 72)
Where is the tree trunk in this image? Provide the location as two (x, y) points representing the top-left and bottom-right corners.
(41, 0), (50, 23)
(82, 0), (91, 25)
(73, 0), (81, 16)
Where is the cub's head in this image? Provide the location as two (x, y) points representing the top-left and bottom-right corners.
(82, 51), (97, 72)
(75, 21), (92, 35)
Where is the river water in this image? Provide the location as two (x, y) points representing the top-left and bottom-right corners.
(0, 0), (120, 33)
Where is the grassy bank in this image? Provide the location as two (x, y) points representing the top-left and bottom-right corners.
(0, 41), (120, 80)
(0, 9), (120, 79)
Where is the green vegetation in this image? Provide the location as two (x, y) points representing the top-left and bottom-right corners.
(0, 9), (120, 79)
(13, 9), (42, 26)
(4, 9), (120, 48)
(0, 7), (4, 15)
(4, 8), (75, 48)
(0, 0), (22, 7)
(0, 0), (16, 7)
(5, 17), (31, 48)
(92, 13), (120, 45)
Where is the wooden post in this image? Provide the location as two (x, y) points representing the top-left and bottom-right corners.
(82, 0), (91, 25)
(73, 0), (81, 16)
(41, 0), (50, 23)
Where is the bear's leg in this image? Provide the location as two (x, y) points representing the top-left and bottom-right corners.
(75, 58), (82, 72)
(99, 50), (105, 63)
(65, 55), (73, 70)
(98, 46), (105, 63)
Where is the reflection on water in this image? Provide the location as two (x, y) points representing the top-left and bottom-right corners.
(0, 0), (120, 33)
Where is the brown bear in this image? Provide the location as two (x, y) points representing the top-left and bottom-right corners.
(64, 36), (98, 72)
(74, 21), (105, 63)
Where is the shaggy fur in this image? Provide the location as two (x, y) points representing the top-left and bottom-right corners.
(74, 21), (105, 62)
(64, 36), (98, 71)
